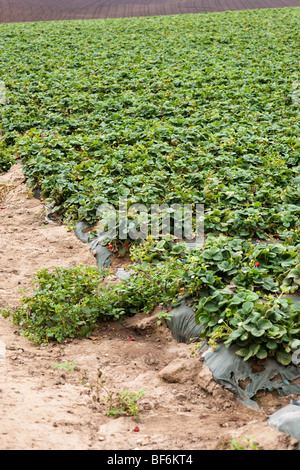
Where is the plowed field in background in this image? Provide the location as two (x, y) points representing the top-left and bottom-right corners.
(0, 0), (300, 23)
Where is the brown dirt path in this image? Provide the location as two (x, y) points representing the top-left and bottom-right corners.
(0, 164), (298, 451)
(0, 0), (299, 24)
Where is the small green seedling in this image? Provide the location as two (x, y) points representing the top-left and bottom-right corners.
(105, 389), (145, 419)
(52, 361), (78, 373)
(229, 436), (259, 450)
(156, 311), (173, 326)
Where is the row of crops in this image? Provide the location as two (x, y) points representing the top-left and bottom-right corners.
(1, 8), (300, 364)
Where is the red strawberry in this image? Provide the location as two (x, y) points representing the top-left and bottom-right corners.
(133, 426), (140, 432)
(255, 262), (260, 267)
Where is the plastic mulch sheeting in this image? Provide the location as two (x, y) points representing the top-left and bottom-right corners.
(167, 299), (300, 409)
(202, 344), (300, 408)
(166, 300), (204, 344)
(74, 221), (112, 268)
(268, 402), (300, 449)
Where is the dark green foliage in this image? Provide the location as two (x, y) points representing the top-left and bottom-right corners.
(0, 9), (299, 238)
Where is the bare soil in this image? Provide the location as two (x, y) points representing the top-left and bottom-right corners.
(0, 164), (298, 451)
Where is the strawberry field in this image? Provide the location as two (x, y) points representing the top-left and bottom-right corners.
(1, 8), (300, 367)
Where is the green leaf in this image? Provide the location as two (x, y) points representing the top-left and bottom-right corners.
(244, 292), (259, 302)
(51, 314), (61, 322)
(79, 325), (92, 337)
(208, 318), (219, 327)
(256, 318), (273, 331)
(80, 306), (91, 315)
(235, 348), (249, 357)
(227, 328), (244, 341)
(268, 325), (287, 338)
(203, 302), (220, 313)
(242, 301), (253, 313)
(249, 326), (265, 337)
(256, 347), (268, 359)
(243, 344), (260, 361)
(289, 328), (300, 335)
(266, 340), (278, 350)
(276, 350), (292, 366)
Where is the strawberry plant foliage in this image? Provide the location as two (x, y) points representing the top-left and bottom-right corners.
(3, 236), (300, 366)
(1, 9), (300, 365)
(0, 8), (300, 239)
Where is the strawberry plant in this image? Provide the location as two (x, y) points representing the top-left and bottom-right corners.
(1, 257), (184, 344)
(1, 9), (300, 366)
(0, 9), (300, 239)
(1, 266), (110, 344)
(195, 289), (300, 365)
(3, 235), (300, 366)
